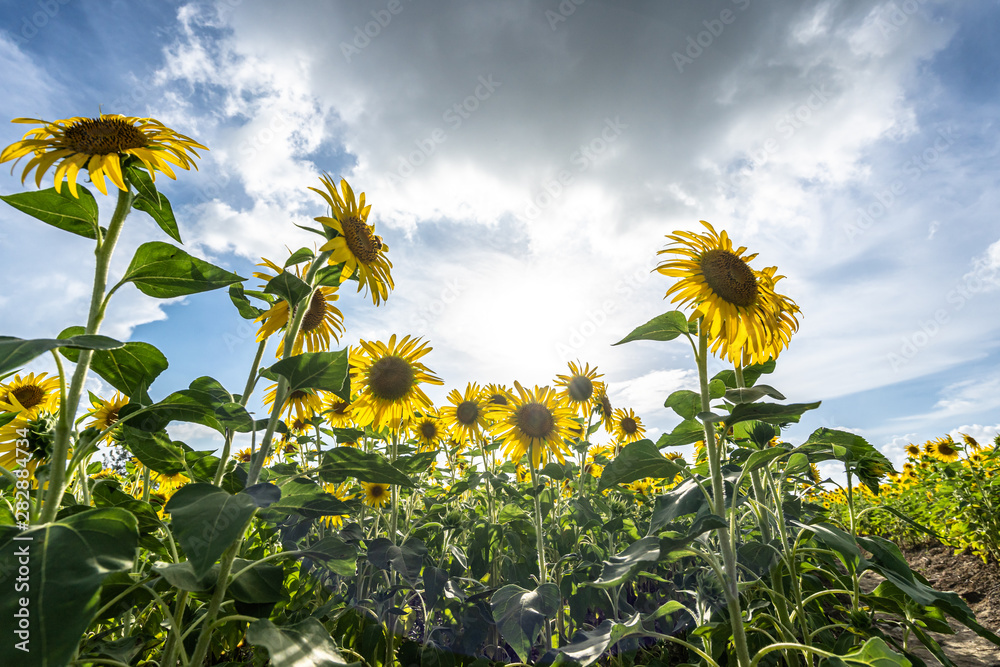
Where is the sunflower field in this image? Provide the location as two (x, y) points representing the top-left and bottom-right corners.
(1, 113), (999, 667)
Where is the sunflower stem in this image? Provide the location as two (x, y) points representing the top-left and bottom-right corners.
(42, 186), (133, 523)
(528, 450), (553, 653)
(213, 338), (268, 487)
(696, 322), (752, 667)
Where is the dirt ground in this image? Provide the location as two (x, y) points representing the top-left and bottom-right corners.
(858, 542), (1000, 667)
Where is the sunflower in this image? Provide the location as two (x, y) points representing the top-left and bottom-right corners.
(612, 408), (646, 445)
(927, 437), (961, 463)
(254, 257), (346, 358)
(0, 412), (56, 472)
(628, 478), (654, 497)
(491, 382), (576, 470)
(320, 483), (351, 529)
(84, 392), (128, 443)
(152, 470), (189, 496)
(0, 372), (61, 421)
(589, 395), (612, 440)
(904, 443), (922, 458)
(482, 383), (514, 419)
(1, 114), (206, 197)
(323, 391), (356, 429)
(410, 409), (445, 451)
(961, 433), (982, 452)
(808, 463), (822, 485)
(515, 462), (531, 483)
(360, 481), (391, 509)
(350, 335), (442, 430)
(555, 361), (606, 418)
(263, 382), (326, 424)
(656, 221), (800, 365)
(310, 174), (393, 306)
(234, 446), (272, 467)
(440, 383), (489, 443)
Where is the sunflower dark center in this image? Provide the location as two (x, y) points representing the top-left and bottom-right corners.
(370, 484), (386, 499)
(567, 376), (593, 402)
(330, 400), (349, 415)
(488, 394), (508, 406)
(11, 384), (45, 409)
(65, 117), (149, 155)
(700, 249), (758, 308)
(341, 215), (380, 264)
(938, 443), (957, 457)
(419, 421), (437, 440)
(599, 394), (612, 416)
(289, 390), (307, 401)
(301, 290), (327, 333)
(368, 356), (415, 401)
(456, 401), (479, 425)
(516, 403), (554, 439)
(621, 417), (638, 435)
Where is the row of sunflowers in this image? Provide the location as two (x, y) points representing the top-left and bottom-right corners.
(1, 112), (997, 667)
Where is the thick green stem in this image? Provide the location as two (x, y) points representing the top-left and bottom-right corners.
(528, 450), (552, 652)
(42, 188), (133, 523)
(188, 539), (242, 666)
(696, 323), (752, 667)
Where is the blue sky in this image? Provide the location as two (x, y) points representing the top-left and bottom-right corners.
(2, 0), (1000, 478)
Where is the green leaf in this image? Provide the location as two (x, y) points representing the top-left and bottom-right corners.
(792, 521), (866, 576)
(229, 558), (286, 603)
(0, 334), (123, 375)
(315, 262), (346, 287)
(664, 390), (700, 420)
(724, 384), (786, 404)
(0, 186), (99, 239)
(264, 269), (311, 306)
(301, 535), (359, 576)
(647, 478), (712, 534)
(267, 350), (350, 400)
(261, 478), (352, 520)
(126, 164), (182, 243)
(59, 332), (167, 404)
(723, 401), (821, 428)
(712, 360), (776, 388)
(708, 378), (726, 399)
(832, 637), (913, 666)
(246, 618), (358, 667)
(318, 448), (415, 488)
(119, 241), (244, 298)
(229, 283), (265, 320)
(655, 418), (704, 448)
(164, 484), (258, 577)
(284, 247), (315, 267)
(151, 560), (217, 592)
(120, 427), (188, 475)
(490, 583), (561, 663)
(613, 311), (693, 345)
(598, 440), (683, 491)
(0, 508), (139, 667)
(587, 537), (661, 588)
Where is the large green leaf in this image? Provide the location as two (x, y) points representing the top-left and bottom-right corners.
(120, 427), (188, 475)
(59, 330), (168, 404)
(613, 311), (693, 345)
(647, 478), (712, 534)
(118, 241), (244, 298)
(823, 637), (912, 667)
(261, 478), (353, 520)
(490, 583), (561, 663)
(229, 283), (265, 320)
(655, 418), (705, 448)
(598, 440), (683, 491)
(301, 535), (359, 576)
(0, 334), (122, 375)
(164, 484), (258, 577)
(664, 390), (701, 419)
(267, 350), (350, 400)
(586, 537), (661, 588)
(125, 164), (181, 243)
(712, 360), (776, 388)
(264, 269), (311, 306)
(318, 448), (415, 487)
(723, 401), (821, 428)
(246, 618), (358, 667)
(858, 535), (1000, 648)
(0, 508), (138, 667)
(724, 384), (785, 404)
(0, 186), (99, 239)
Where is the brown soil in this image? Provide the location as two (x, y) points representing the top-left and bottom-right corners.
(858, 542), (1000, 666)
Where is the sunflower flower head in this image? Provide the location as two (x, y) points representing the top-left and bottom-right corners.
(904, 443), (922, 459)
(84, 392), (129, 443)
(927, 436), (961, 463)
(555, 361), (606, 418)
(310, 174), (393, 305)
(351, 334), (443, 430)
(612, 407), (646, 446)
(254, 257), (345, 358)
(410, 409), (445, 451)
(1, 114), (206, 197)
(656, 221), (800, 365)
(320, 483), (351, 529)
(0, 411), (57, 471)
(440, 383), (489, 444)
(492, 382), (576, 470)
(360, 481), (391, 508)
(0, 372), (61, 420)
